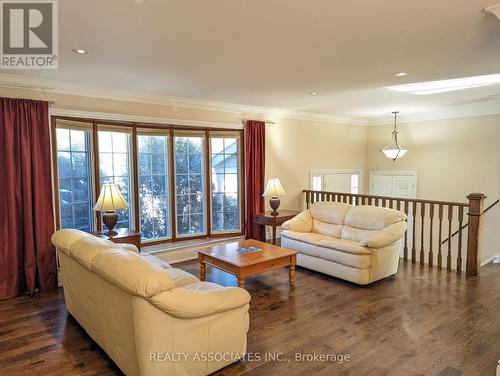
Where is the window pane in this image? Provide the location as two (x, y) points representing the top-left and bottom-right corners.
(210, 136), (241, 233)
(98, 130), (133, 230)
(56, 128), (93, 232)
(312, 175), (323, 191)
(138, 135), (170, 240)
(175, 136), (206, 236)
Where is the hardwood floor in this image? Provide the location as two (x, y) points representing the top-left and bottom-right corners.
(1, 261), (500, 375)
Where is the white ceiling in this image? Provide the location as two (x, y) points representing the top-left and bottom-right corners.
(2, 0), (500, 125)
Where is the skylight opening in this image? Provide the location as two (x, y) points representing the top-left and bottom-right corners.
(386, 73), (500, 95)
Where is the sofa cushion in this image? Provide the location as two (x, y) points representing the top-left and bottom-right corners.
(119, 243), (140, 254)
(280, 230), (328, 246)
(312, 219), (342, 238)
(164, 268), (200, 287)
(360, 221), (408, 248)
(91, 248), (175, 298)
(316, 237), (372, 255)
(281, 235), (323, 259)
(310, 201), (351, 225)
(344, 205), (407, 230)
(341, 225), (378, 243)
(51, 229), (93, 255)
(141, 253), (172, 269)
(70, 236), (118, 269)
(149, 282), (251, 319)
(316, 247), (372, 269)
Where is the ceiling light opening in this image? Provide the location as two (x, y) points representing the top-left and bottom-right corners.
(395, 72), (408, 77)
(72, 48), (86, 55)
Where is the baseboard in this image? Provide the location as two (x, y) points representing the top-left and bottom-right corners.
(482, 255), (500, 266)
(156, 248), (199, 264)
(145, 235), (245, 264)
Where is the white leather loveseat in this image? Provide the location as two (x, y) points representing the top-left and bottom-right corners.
(281, 202), (407, 285)
(51, 229), (250, 376)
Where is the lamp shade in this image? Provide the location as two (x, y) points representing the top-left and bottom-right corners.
(382, 148), (407, 160)
(93, 183), (128, 212)
(262, 178), (286, 197)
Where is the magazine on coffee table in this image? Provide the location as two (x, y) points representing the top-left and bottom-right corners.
(238, 246), (262, 254)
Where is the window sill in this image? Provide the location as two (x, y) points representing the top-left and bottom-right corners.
(143, 235), (246, 264)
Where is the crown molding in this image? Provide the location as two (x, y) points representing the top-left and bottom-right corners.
(49, 108), (244, 129)
(362, 107), (500, 126)
(0, 73), (364, 126)
(2, 73), (500, 126)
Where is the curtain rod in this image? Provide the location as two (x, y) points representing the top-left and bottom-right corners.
(241, 120), (275, 125)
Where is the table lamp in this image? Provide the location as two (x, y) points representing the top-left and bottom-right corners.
(262, 178), (286, 216)
(93, 183), (128, 235)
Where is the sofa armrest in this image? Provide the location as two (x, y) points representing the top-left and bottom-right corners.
(148, 282), (251, 319)
(360, 221), (407, 248)
(281, 210), (312, 232)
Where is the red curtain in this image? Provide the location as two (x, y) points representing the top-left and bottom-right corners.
(245, 120), (266, 239)
(0, 97), (57, 300)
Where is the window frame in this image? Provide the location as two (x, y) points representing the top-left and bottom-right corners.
(51, 116), (245, 246)
(53, 123), (96, 232)
(209, 133), (243, 235)
(97, 125), (135, 231)
(173, 131), (208, 238)
(136, 129), (172, 243)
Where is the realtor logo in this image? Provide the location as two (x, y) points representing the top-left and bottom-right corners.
(1, 0), (58, 69)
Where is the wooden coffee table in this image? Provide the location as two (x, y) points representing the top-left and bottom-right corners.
(197, 239), (297, 289)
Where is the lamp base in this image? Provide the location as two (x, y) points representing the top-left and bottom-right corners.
(103, 211), (118, 236)
(269, 196), (280, 216)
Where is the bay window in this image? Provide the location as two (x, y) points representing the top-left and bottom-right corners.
(52, 117), (244, 245)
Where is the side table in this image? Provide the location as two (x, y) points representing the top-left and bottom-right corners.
(92, 228), (142, 251)
(253, 210), (299, 245)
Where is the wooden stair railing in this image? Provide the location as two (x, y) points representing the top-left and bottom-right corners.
(441, 199), (499, 244)
(303, 190), (487, 276)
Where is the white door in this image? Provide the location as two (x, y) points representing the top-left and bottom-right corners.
(369, 171), (417, 260)
(369, 171), (417, 198)
(310, 169), (362, 194)
(324, 173), (351, 193)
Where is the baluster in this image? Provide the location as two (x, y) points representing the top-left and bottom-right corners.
(381, 197), (387, 207)
(447, 205), (453, 271)
(412, 201), (417, 263)
(437, 204), (443, 269)
(396, 200), (401, 211)
(457, 206), (464, 272)
(420, 203), (426, 266)
(306, 191), (310, 209)
(428, 203), (434, 268)
(404, 201), (409, 261)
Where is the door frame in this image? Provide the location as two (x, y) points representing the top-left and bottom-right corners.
(369, 170), (417, 198)
(310, 169), (363, 193)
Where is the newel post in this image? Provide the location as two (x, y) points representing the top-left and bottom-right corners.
(466, 193), (486, 276)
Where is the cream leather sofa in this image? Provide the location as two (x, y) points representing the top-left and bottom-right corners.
(51, 229), (250, 376)
(281, 202), (407, 285)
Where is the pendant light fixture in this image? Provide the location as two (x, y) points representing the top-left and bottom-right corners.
(380, 111), (407, 161)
